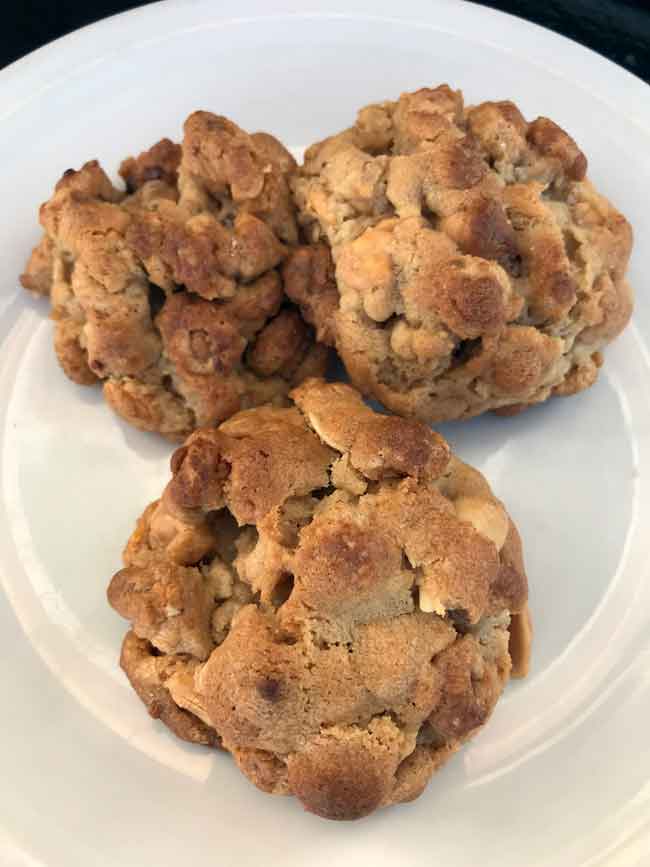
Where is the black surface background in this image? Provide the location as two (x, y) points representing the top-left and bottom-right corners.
(2, 0), (650, 82)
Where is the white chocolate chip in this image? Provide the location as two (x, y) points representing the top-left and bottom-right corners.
(454, 495), (509, 550)
(418, 585), (445, 616)
(167, 669), (214, 728)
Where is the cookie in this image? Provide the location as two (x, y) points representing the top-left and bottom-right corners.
(21, 114), (327, 440)
(108, 378), (531, 820)
(287, 85), (633, 421)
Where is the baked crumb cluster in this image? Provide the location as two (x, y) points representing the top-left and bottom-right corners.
(21, 114), (327, 439)
(108, 379), (531, 820)
(287, 85), (633, 420)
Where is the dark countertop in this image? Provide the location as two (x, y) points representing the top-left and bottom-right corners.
(3, 1), (649, 81)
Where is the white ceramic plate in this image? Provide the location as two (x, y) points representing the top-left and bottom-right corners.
(2, 2), (650, 864)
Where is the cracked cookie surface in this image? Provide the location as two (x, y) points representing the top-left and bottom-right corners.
(21, 114), (327, 440)
(108, 378), (531, 820)
(287, 85), (633, 421)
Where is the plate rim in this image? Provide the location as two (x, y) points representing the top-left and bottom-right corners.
(2, 2), (650, 865)
(2, 0), (650, 138)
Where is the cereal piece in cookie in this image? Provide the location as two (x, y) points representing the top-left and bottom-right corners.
(108, 378), (531, 820)
(21, 234), (56, 296)
(120, 630), (219, 746)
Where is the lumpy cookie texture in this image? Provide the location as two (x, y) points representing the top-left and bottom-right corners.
(21, 115), (327, 440)
(287, 85), (633, 421)
(108, 378), (531, 820)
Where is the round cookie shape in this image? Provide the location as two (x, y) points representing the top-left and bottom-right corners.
(108, 378), (531, 820)
(287, 85), (633, 421)
(21, 113), (327, 440)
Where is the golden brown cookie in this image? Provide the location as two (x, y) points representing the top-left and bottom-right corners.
(287, 85), (633, 421)
(21, 114), (327, 440)
(108, 379), (531, 820)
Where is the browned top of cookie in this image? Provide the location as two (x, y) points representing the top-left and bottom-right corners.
(179, 112), (297, 245)
(119, 138), (183, 193)
(294, 86), (597, 247)
(108, 379), (530, 820)
(288, 85), (633, 422)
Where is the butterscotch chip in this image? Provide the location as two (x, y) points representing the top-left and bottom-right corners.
(286, 85), (633, 421)
(509, 603), (533, 679)
(21, 114), (327, 440)
(108, 379), (531, 820)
